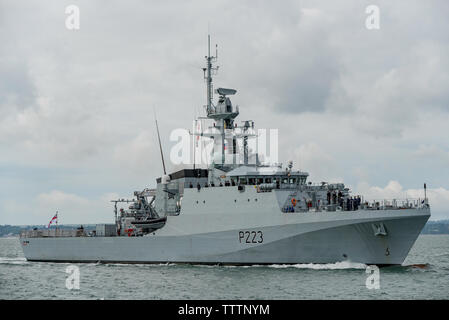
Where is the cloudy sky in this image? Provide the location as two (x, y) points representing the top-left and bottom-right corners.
(1, 0), (448, 225)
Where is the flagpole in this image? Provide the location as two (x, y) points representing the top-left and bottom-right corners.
(193, 119), (197, 170)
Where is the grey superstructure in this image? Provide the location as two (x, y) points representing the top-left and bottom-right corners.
(20, 37), (430, 265)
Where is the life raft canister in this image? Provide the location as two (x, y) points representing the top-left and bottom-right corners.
(291, 198), (297, 206)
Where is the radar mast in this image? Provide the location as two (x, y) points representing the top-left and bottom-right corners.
(203, 35), (218, 114)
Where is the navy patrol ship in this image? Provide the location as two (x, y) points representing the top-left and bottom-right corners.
(20, 37), (430, 265)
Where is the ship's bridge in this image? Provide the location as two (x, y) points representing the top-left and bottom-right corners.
(226, 165), (309, 186)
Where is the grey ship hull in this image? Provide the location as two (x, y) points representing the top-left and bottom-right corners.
(20, 207), (430, 266)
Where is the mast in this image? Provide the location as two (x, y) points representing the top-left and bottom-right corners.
(207, 35), (212, 112)
(202, 36), (239, 169)
(203, 34), (218, 115)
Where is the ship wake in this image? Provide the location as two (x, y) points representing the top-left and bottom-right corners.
(266, 261), (367, 270)
(212, 261), (368, 270)
(0, 257), (28, 265)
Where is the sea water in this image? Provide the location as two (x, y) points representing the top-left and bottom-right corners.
(0, 235), (448, 299)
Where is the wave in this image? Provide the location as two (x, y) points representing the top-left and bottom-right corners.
(403, 263), (431, 269)
(173, 261), (367, 270)
(16, 260), (366, 270)
(261, 261), (367, 270)
(0, 257), (28, 265)
(192, 261), (367, 270)
(269, 261), (367, 270)
(104, 262), (178, 268)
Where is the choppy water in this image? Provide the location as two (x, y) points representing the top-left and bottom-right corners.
(0, 235), (448, 299)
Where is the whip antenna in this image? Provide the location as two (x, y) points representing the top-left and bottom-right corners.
(154, 109), (167, 175)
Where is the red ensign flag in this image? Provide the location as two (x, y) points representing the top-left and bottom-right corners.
(47, 212), (58, 228)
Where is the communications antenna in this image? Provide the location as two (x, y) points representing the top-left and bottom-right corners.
(202, 35), (219, 114)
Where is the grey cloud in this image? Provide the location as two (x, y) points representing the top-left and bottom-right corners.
(0, 60), (36, 111)
(276, 49), (339, 113)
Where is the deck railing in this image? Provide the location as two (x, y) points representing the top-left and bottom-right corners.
(282, 198), (429, 213)
(20, 228), (86, 238)
(361, 198), (428, 210)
